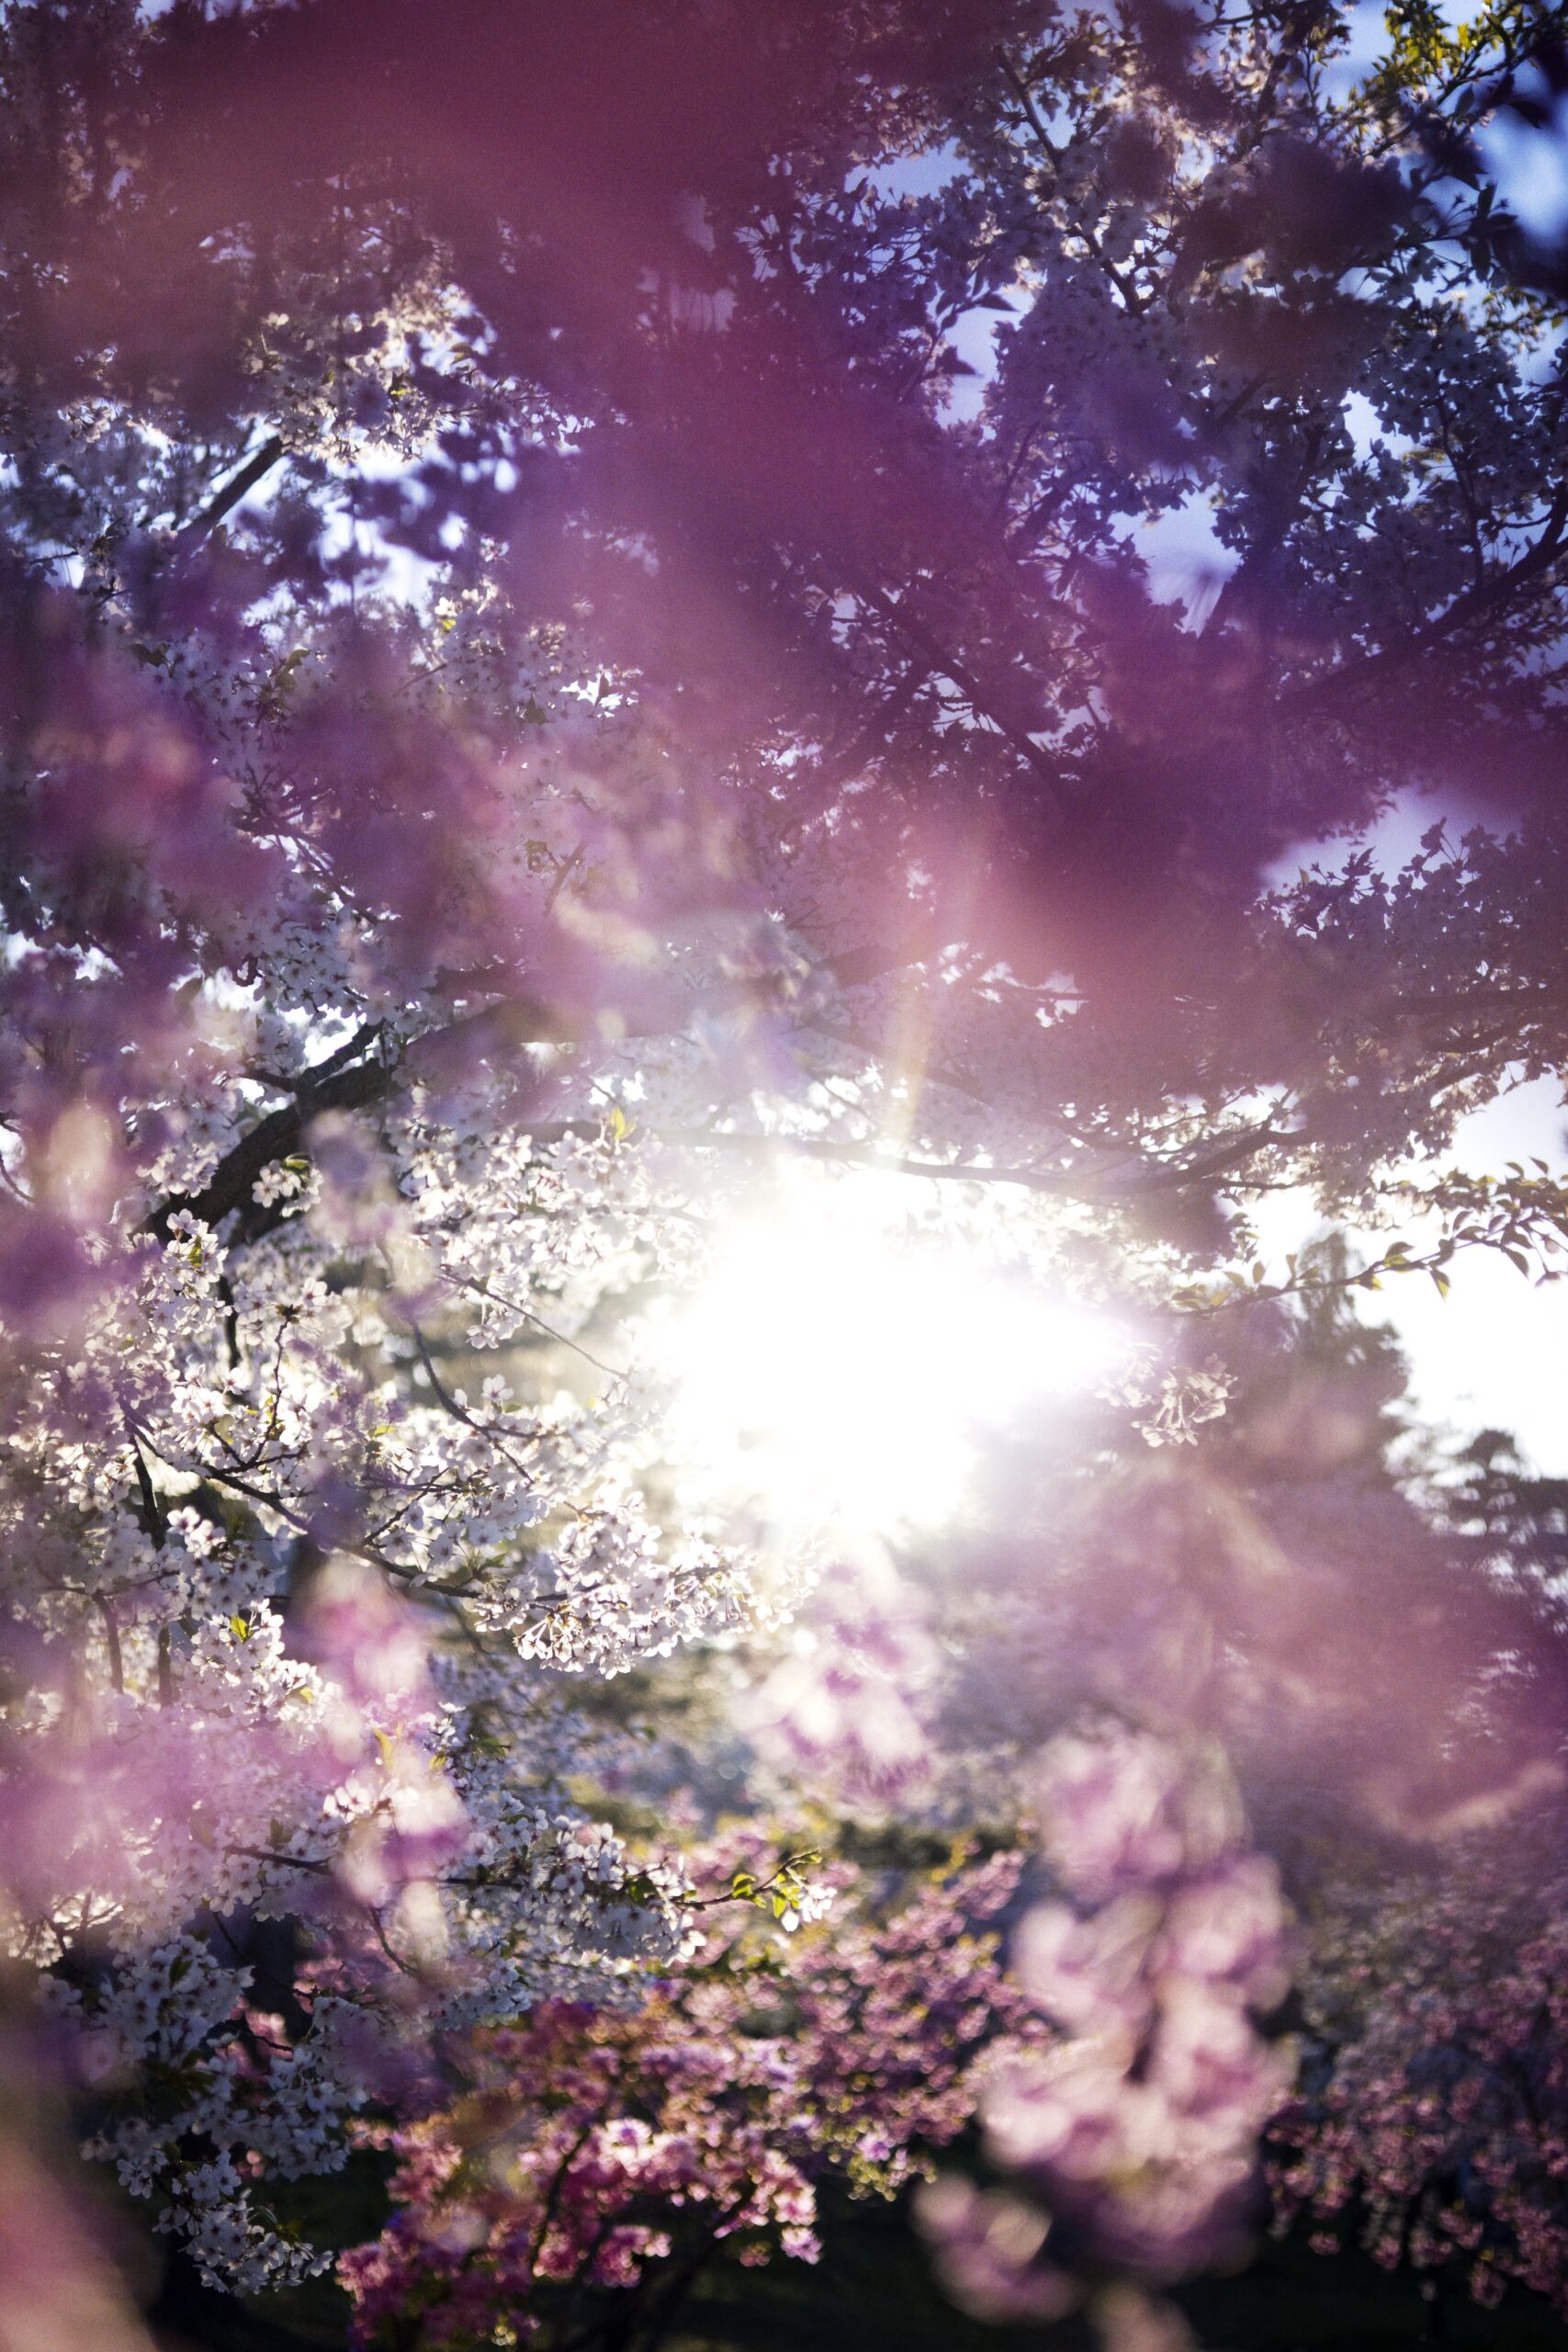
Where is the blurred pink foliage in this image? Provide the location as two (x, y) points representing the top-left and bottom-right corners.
(0, 0), (1566, 2337)
(742, 1544), (936, 1803)
(924, 1729), (1292, 2322)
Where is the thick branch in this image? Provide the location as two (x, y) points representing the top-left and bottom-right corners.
(142, 997), (571, 1242)
(143, 1039), (395, 1242)
(176, 435), (286, 548)
(538, 1116), (1283, 1201)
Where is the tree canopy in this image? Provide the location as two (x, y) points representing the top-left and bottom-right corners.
(3, 2), (1568, 2346)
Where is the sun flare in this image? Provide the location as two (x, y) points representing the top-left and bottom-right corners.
(650, 1168), (1126, 1537)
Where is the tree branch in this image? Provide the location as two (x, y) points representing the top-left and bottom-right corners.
(176, 434), (286, 548)
(1285, 481), (1568, 709)
(856, 578), (1067, 820)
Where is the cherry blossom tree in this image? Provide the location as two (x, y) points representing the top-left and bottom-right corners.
(3, 0), (1568, 2343)
(340, 1849), (1042, 2351)
(1269, 1818), (1568, 2318)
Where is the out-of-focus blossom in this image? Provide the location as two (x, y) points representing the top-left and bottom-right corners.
(931, 1729), (1292, 2324)
(1093, 2283), (1201, 2352)
(1037, 1727), (1245, 1905)
(0, 2014), (154, 2352)
(0, 2127), (154, 2352)
(1014, 1891), (1160, 2043)
(743, 1544), (935, 1802)
(1156, 1857), (1291, 2011)
(916, 2176), (1078, 2324)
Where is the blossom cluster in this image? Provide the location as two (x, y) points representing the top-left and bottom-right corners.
(924, 1730), (1292, 2324)
(12, 1555), (705, 2289)
(340, 1850), (1043, 2346)
(1269, 1827), (1568, 2314)
(0, 0), (1565, 2334)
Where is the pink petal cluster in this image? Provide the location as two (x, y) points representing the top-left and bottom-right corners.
(1269, 1836), (1568, 2313)
(743, 1546), (935, 1802)
(341, 1852), (1039, 2346)
(925, 1729), (1292, 2318)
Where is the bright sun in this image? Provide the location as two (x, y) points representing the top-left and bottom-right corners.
(649, 1167), (1125, 1538)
